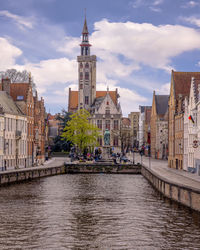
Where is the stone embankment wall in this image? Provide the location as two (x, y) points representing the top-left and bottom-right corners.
(0, 165), (65, 186)
(141, 165), (200, 212)
(0, 163), (141, 186)
(65, 163), (141, 174)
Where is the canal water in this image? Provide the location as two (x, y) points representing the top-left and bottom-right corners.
(0, 174), (200, 250)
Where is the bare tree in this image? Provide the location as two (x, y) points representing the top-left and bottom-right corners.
(0, 69), (37, 91)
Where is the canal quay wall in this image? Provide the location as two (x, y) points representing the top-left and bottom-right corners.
(0, 162), (141, 186)
(0, 163), (66, 186)
(141, 165), (200, 212)
(64, 163), (141, 174)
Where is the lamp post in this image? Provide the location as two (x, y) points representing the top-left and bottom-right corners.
(149, 146), (151, 169)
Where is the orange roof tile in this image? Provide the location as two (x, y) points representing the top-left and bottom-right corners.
(68, 90), (118, 111)
(96, 91), (117, 104)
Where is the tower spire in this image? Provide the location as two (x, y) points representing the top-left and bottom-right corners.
(82, 9), (88, 34)
(80, 13), (91, 56)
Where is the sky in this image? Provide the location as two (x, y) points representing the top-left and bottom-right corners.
(1, 0), (200, 116)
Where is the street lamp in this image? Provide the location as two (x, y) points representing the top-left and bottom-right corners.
(148, 145), (151, 169)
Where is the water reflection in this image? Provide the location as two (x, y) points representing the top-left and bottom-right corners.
(0, 174), (199, 249)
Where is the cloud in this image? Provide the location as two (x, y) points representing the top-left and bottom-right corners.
(153, 0), (163, 5)
(0, 37), (22, 70)
(182, 1), (200, 8)
(2, 18), (200, 115)
(117, 87), (148, 115)
(0, 10), (34, 30)
(149, 6), (161, 12)
(131, 0), (163, 9)
(14, 58), (77, 94)
(181, 16), (200, 27)
(131, 0), (145, 8)
(91, 19), (200, 71)
(155, 82), (170, 95)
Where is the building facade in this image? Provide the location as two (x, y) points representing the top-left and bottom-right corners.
(68, 17), (122, 153)
(184, 77), (200, 174)
(168, 70), (200, 169)
(150, 91), (168, 159)
(0, 91), (27, 170)
(0, 110), (4, 170)
(0, 76), (46, 168)
(121, 117), (131, 153)
(138, 106), (151, 151)
(128, 112), (139, 148)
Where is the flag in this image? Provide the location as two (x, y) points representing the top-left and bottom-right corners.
(188, 115), (194, 123)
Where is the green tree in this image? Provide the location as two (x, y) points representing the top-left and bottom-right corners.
(52, 109), (72, 152)
(62, 109), (101, 154)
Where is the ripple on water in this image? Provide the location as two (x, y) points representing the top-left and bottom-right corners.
(0, 174), (199, 249)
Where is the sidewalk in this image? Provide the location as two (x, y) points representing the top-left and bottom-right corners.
(132, 153), (200, 191)
(0, 157), (68, 174)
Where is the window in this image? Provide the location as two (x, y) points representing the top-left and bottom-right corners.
(113, 136), (118, 146)
(80, 72), (83, 80)
(17, 96), (24, 100)
(97, 120), (102, 129)
(98, 137), (102, 146)
(107, 101), (109, 105)
(85, 63), (89, 68)
(114, 120), (119, 130)
(80, 63), (83, 69)
(85, 47), (88, 55)
(105, 108), (110, 115)
(85, 72), (89, 80)
(85, 96), (89, 105)
(105, 120), (110, 130)
(80, 84), (83, 89)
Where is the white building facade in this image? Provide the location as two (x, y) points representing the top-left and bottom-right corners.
(183, 77), (200, 174)
(0, 91), (27, 171)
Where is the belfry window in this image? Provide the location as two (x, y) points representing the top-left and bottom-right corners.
(80, 72), (83, 80)
(85, 47), (88, 55)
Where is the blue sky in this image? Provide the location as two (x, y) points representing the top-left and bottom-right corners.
(1, 0), (200, 116)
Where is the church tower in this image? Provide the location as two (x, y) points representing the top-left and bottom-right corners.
(77, 16), (96, 111)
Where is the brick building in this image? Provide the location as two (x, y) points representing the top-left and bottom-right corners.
(168, 70), (200, 169)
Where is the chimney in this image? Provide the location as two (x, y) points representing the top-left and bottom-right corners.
(2, 78), (11, 95)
